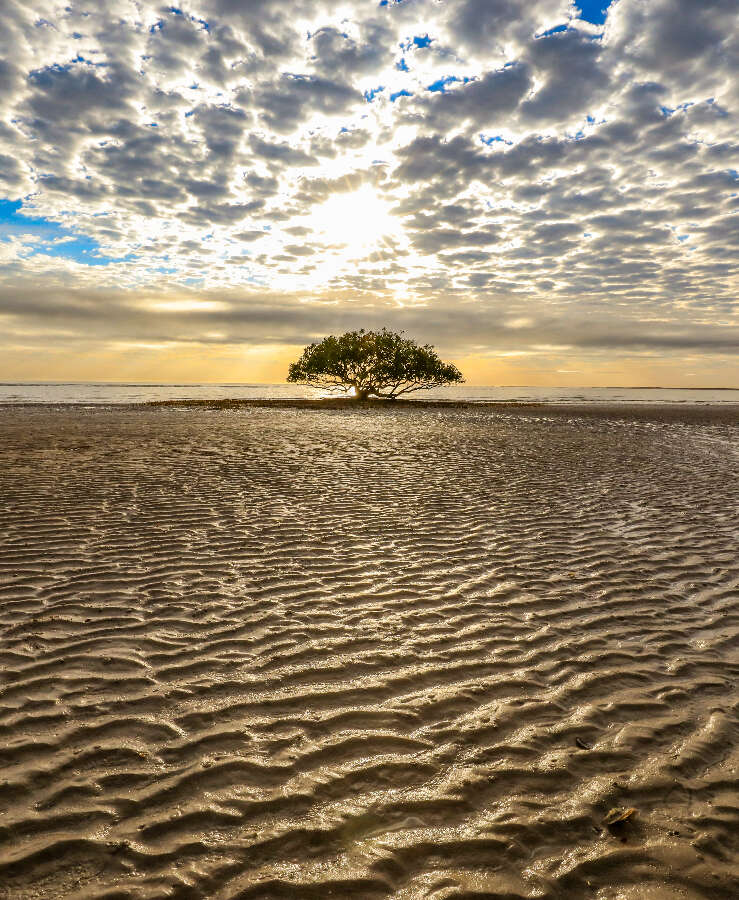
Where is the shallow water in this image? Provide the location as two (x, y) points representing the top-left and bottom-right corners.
(0, 406), (737, 899)
(1, 382), (738, 405)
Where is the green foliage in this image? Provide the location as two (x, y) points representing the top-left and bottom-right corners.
(287, 328), (464, 399)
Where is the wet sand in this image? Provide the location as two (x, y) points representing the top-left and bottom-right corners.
(0, 403), (737, 899)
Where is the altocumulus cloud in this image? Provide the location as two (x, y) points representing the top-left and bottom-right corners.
(0, 0), (737, 372)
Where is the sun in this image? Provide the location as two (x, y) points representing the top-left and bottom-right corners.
(308, 186), (399, 256)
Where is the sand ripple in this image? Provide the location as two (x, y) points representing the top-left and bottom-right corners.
(0, 405), (737, 899)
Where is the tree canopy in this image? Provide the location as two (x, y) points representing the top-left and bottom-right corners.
(287, 328), (464, 400)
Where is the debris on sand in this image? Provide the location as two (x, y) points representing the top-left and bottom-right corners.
(603, 807), (637, 826)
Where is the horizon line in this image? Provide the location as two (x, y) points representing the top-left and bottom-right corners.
(1, 381), (738, 391)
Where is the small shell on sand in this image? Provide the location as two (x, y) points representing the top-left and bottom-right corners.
(603, 807), (638, 826)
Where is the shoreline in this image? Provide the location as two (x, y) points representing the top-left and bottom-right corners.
(149, 397), (739, 423)
(3, 397), (738, 424)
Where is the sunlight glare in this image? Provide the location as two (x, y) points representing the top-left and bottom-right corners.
(308, 187), (398, 256)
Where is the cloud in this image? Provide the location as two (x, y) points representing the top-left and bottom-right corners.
(1, 280), (736, 357)
(445, 0), (571, 57)
(520, 28), (609, 123)
(309, 22), (393, 76)
(606, 0), (738, 100)
(251, 73), (363, 133)
(412, 62), (533, 132)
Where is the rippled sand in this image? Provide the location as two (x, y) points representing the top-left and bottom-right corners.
(0, 404), (737, 900)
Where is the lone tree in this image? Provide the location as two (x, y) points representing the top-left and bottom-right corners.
(287, 328), (464, 400)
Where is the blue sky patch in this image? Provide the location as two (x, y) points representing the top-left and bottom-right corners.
(0, 199), (132, 266)
(575, 1), (612, 25)
(427, 75), (470, 93)
(480, 134), (513, 146)
(536, 24), (569, 38)
(390, 89), (412, 102)
(660, 101), (694, 117)
(364, 85), (385, 102)
(400, 34), (432, 51)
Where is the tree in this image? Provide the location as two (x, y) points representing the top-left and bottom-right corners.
(287, 328), (464, 400)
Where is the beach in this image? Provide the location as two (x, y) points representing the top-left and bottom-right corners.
(0, 402), (737, 899)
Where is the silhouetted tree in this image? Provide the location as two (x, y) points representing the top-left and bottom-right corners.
(287, 328), (464, 400)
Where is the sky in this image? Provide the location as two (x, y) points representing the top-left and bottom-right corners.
(0, 0), (737, 386)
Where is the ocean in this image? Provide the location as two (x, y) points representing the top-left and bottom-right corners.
(0, 382), (738, 405)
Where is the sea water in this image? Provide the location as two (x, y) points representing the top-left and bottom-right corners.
(1, 383), (738, 405)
